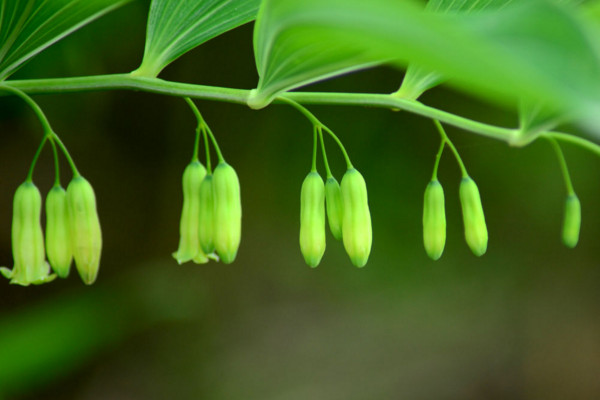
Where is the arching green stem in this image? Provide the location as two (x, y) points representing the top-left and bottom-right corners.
(49, 138), (61, 186)
(2, 85), (80, 177)
(50, 132), (80, 177)
(4, 76), (600, 160)
(431, 139), (445, 181)
(311, 125), (318, 172)
(26, 136), (47, 182)
(544, 131), (600, 157)
(547, 137), (575, 195)
(318, 126), (333, 178)
(0, 85), (53, 133)
(203, 123), (224, 164)
(279, 96), (353, 169)
(434, 119), (468, 178)
(184, 97), (223, 164)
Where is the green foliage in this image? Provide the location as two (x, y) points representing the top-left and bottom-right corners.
(134, 0), (261, 77)
(396, 0), (513, 100)
(0, 0), (131, 80)
(248, 0), (600, 134)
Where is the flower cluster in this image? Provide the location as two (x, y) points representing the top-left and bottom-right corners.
(172, 160), (242, 265)
(298, 117), (372, 268)
(1, 176), (102, 286)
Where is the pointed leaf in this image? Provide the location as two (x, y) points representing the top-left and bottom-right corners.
(396, 0), (514, 100)
(0, 0), (131, 81)
(135, 0), (261, 77)
(248, 0), (600, 135)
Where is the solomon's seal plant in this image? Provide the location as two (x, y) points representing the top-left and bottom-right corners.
(67, 176), (103, 285)
(2, 0), (600, 286)
(0, 182), (55, 286)
(45, 185), (73, 278)
(300, 171), (326, 268)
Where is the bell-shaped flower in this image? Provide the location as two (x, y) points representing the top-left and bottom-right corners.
(198, 174), (215, 254)
(325, 176), (343, 240)
(212, 162), (242, 264)
(173, 161), (210, 264)
(67, 176), (102, 284)
(562, 194), (580, 248)
(341, 168), (372, 267)
(0, 182), (56, 285)
(46, 185), (73, 278)
(423, 179), (446, 260)
(300, 171), (326, 267)
(459, 177), (488, 256)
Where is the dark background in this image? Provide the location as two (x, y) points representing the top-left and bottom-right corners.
(1, 2), (599, 399)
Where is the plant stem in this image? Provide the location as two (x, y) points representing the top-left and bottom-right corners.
(204, 123), (224, 164)
(183, 97), (222, 165)
(0, 85), (53, 133)
(312, 126), (318, 172)
(434, 120), (468, 178)
(544, 131), (600, 157)
(201, 127), (212, 173)
(50, 132), (80, 177)
(317, 127), (333, 178)
(26, 136), (47, 182)
(2, 74), (516, 143)
(547, 137), (575, 196)
(431, 139), (445, 181)
(1, 85), (80, 177)
(49, 138), (61, 186)
(279, 97), (353, 169)
(5, 74), (600, 159)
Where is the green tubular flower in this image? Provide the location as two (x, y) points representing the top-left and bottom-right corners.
(300, 171), (326, 267)
(212, 162), (242, 264)
(198, 174), (215, 254)
(459, 177), (488, 256)
(423, 179), (446, 261)
(325, 176), (343, 240)
(46, 185), (73, 278)
(67, 176), (102, 284)
(173, 161), (209, 264)
(341, 168), (372, 267)
(562, 194), (580, 248)
(0, 182), (56, 286)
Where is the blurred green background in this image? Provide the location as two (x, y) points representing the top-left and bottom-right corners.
(1, 2), (599, 399)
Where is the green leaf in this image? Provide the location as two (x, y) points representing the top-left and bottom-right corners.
(135, 0), (261, 77)
(395, 0), (514, 100)
(0, 0), (131, 81)
(248, 0), (600, 134)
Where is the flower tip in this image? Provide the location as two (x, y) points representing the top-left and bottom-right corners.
(472, 245), (487, 257)
(304, 255), (321, 268)
(32, 273), (57, 285)
(192, 252), (210, 264)
(0, 267), (13, 280)
(171, 252), (187, 265)
(219, 251), (238, 264)
(80, 273), (97, 285)
(350, 256), (368, 268)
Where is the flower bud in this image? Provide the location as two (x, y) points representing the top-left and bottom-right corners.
(0, 182), (55, 286)
(423, 180), (446, 260)
(173, 162), (210, 264)
(46, 185), (73, 278)
(67, 176), (102, 284)
(341, 168), (372, 267)
(459, 177), (488, 256)
(300, 172), (326, 267)
(213, 162), (242, 264)
(562, 194), (580, 248)
(325, 176), (343, 240)
(198, 174), (215, 254)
